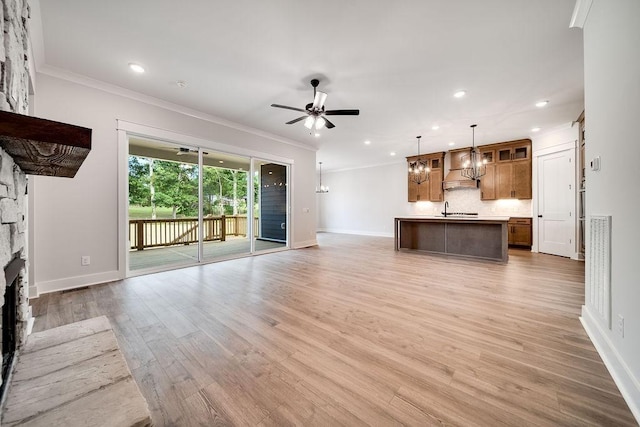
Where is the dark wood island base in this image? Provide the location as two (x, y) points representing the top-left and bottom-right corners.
(394, 216), (510, 263)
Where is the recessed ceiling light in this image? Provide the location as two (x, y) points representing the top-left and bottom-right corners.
(453, 90), (466, 98)
(314, 133), (321, 138)
(432, 125), (440, 130)
(364, 140), (371, 145)
(128, 63), (145, 74)
(390, 152), (396, 156)
(448, 142), (455, 146)
(535, 100), (549, 107)
(531, 127), (541, 132)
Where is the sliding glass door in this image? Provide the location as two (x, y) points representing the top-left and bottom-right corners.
(201, 152), (251, 262)
(128, 138), (199, 270)
(127, 137), (289, 274)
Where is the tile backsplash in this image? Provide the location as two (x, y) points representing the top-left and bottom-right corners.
(408, 188), (532, 217)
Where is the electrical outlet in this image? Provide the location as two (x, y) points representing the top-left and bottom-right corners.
(617, 314), (624, 337)
(81, 256), (90, 266)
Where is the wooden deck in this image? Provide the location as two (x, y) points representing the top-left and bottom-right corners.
(129, 237), (285, 271)
(31, 233), (636, 426)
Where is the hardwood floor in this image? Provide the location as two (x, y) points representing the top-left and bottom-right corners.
(30, 233), (636, 426)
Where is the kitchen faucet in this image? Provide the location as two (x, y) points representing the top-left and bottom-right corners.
(442, 201), (449, 217)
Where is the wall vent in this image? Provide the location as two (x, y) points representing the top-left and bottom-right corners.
(588, 215), (612, 327)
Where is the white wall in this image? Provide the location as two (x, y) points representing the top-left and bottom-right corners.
(317, 161), (532, 237)
(579, 0), (640, 420)
(31, 73), (317, 294)
(317, 162), (407, 237)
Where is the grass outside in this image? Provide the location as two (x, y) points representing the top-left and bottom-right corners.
(129, 205), (179, 219)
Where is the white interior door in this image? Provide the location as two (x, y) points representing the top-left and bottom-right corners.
(537, 149), (575, 257)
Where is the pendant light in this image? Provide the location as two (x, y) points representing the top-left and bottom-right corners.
(461, 124), (487, 180)
(408, 136), (430, 185)
(316, 161), (329, 193)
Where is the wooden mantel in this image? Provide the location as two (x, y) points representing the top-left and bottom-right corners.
(0, 110), (91, 178)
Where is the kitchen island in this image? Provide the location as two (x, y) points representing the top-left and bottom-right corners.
(394, 216), (510, 263)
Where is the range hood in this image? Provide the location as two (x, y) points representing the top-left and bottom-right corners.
(443, 168), (478, 190)
(0, 110), (91, 178)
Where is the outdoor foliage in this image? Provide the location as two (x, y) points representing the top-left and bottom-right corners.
(128, 156), (249, 219)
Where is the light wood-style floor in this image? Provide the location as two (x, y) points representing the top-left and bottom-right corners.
(31, 233), (637, 426)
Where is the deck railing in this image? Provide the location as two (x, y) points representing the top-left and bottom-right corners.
(129, 215), (259, 251)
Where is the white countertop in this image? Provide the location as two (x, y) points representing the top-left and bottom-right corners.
(395, 215), (510, 221)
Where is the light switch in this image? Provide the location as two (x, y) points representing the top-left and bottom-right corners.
(590, 156), (601, 171)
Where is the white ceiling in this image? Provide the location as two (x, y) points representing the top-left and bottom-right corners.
(32, 0), (583, 171)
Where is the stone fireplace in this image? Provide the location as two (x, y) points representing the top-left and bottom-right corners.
(1, 0), (33, 402)
(0, 150), (28, 399)
(0, 0), (92, 406)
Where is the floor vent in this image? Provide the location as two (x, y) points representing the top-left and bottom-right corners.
(588, 215), (612, 327)
(61, 286), (89, 294)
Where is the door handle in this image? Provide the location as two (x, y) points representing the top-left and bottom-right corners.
(538, 215), (543, 218)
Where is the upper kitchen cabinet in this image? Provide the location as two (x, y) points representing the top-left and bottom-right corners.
(480, 139), (532, 200)
(495, 139), (531, 162)
(496, 161), (532, 199)
(407, 152), (445, 202)
(479, 148), (496, 200)
(480, 164), (496, 200)
(429, 158), (445, 202)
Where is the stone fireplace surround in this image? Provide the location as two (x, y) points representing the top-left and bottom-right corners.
(1, 0), (33, 401)
(0, 148), (28, 398)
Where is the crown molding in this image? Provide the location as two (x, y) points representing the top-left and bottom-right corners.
(36, 64), (317, 153)
(570, 0), (593, 29)
(322, 159), (405, 174)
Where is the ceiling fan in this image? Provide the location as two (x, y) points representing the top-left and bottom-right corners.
(271, 79), (360, 130)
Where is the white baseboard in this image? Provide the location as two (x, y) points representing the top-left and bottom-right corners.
(581, 305), (640, 423)
(317, 228), (393, 238)
(28, 285), (38, 299)
(35, 270), (122, 295)
(293, 239), (318, 249)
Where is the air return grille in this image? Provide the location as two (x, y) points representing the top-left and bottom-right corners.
(588, 215), (611, 327)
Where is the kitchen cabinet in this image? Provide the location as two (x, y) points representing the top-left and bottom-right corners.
(480, 149), (495, 164)
(480, 164), (496, 200)
(496, 141), (531, 162)
(508, 217), (532, 247)
(495, 161), (532, 199)
(480, 139), (532, 199)
(407, 152), (445, 202)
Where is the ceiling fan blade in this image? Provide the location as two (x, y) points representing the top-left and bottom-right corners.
(312, 91), (328, 109)
(286, 116), (307, 125)
(271, 104), (307, 113)
(324, 117), (336, 129)
(325, 109), (360, 116)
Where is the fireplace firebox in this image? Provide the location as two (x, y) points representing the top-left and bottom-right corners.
(1, 255), (24, 398)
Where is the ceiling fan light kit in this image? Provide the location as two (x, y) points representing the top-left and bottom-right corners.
(271, 79), (359, 131)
